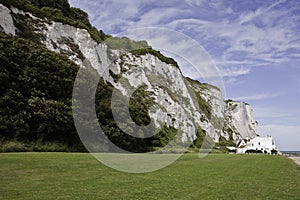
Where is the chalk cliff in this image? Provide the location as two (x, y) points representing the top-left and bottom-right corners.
(0, 2), (259, 147)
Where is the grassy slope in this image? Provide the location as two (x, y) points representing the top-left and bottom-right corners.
(0, 153), (299, 200)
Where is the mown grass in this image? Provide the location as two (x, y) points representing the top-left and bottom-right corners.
(0, 153), (299, 199)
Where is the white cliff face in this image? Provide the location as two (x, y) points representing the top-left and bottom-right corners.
(110, 53), (219, 142)
(0, 4), (260, 144)
(0, 4), (16, 35)
(200, 86), (224, 119)
(41, 22), (111, 76)
(225, 101), (258, 140)
(187, 80), (225, 140)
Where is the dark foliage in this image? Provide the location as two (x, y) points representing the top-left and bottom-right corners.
(191, 128), (206, 148)
(0, 33), (85, 151)
(217, 136), (235, 147)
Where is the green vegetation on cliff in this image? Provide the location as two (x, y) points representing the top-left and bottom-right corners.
(185, 77), (212, 120)
(0, 0), (108, 42)
(131, 48), (180, 69)
(105, 36), (180, 69)
(105, 36), (149, 51)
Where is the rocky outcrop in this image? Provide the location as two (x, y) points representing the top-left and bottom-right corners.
(0, 4), (16, 35)
(225, 101), (258, 140)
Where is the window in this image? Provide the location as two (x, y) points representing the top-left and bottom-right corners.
(258, 142), (260, 145)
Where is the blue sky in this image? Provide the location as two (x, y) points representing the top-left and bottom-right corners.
(69, 0), (300, 151)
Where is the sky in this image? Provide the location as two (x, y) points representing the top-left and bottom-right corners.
(69, 0), (300, 151)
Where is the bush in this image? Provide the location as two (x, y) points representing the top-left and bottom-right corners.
(105, 36), (149, 51)
(131, 48), (180, 68)
(129, 84), (155, 126)
(0, 140), (29, 152)
(217, 136), (235, 147)
(30, 141), (70, 152)
(191, 128), (205, 148)
(196, 93), (212, 119)
(0, 139), (73, 152)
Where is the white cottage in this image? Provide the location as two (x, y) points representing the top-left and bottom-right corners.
(235, 136), (279, 154)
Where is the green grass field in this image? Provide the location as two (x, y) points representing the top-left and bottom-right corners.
(1, 153), (299, 200)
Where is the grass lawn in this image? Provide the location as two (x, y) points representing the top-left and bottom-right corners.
(0, 153), (299, 199)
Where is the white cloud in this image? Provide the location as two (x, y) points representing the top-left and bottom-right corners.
(233, 92), (281, 101)
(238, 0), (286, 25)
(185, 0), (205, 7)
(259, 124), (300, 151)
(164, 2), (300, 71)
(219, 66), (250, 77)
(134, 8), (189, 28)
(222, 77), (240, 88)
(69, 0), (144, 33)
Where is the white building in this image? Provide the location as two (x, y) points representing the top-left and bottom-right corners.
(234, 136), (279, 154)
